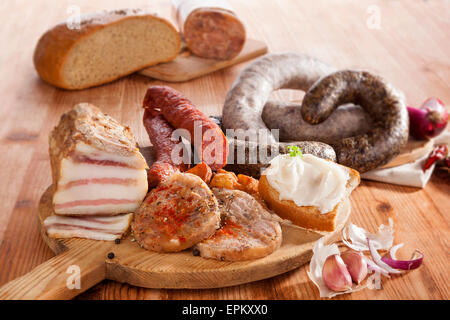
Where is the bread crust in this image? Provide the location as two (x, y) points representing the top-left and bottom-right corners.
(33, 9), (181, 90)
(258, 164), (360, 232)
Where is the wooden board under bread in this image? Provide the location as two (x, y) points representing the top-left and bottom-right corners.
(0, 182), (350, 300)
(138, 38), (268, 82)
(380, 138), (434, 169)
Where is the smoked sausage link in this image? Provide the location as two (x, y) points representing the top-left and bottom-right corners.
(143, 109), (187, 187)
(143, 86), (229, 171)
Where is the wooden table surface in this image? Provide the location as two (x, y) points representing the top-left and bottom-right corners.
(0, 0), (448, 300)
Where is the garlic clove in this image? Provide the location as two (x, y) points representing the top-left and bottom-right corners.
(322, 254), (353, 291)
(341, 251), (368, 284)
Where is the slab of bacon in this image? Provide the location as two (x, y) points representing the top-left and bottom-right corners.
(49, 103), (148, 216)
(44, 213), (133, 241)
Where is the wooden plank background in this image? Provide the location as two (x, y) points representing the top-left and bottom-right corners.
(0, 0), (448, 300)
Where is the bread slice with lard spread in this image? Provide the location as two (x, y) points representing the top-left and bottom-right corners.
(259, 154), (360, 232)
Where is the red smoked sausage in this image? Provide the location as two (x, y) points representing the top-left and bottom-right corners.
(143, 86), (229, 171)
(143, 108), (188, 187)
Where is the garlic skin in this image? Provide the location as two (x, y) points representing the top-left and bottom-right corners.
(342, 219), (394, 252)
(322, 254), (353, 291)
(341, 251), (368, 284)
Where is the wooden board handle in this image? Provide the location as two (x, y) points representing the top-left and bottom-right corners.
(0, 247), (107, 300)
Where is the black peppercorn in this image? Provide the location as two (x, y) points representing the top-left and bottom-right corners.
(107, 252), (115, 259)
(192, 248), (200, 256)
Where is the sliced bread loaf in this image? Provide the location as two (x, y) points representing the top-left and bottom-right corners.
(34, 9), (181, 90)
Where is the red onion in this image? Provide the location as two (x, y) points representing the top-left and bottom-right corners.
(367, 239), (402, 274)
(381, 244), (424, 270)
(364, 256), (390, 277)
(408, 98), (448, 140)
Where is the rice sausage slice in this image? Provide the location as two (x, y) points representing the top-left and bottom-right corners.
(132, 172), (220, 252)
(194, 188), (282, 261)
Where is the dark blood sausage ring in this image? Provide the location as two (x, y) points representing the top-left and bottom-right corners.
(143, 85), (229, 172)
(262, 101), (373, 145)
(222, 53), (409, 172)
(301, 70), (409, 172)
(143, 109), (187, 188)
(224, 139), (336, 179)
(223, 53), (335, 143)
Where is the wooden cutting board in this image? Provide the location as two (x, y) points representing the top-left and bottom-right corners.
(380, 138), (434, 169)
(138, 38), (268, 82)
(0, 185), (350, 300)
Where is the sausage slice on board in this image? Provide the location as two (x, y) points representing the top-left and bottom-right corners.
(194, 188), (282, 261)
(132, 172), (220, 252)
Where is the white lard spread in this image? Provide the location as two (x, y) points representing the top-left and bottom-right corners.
(263, 154), (350, 214)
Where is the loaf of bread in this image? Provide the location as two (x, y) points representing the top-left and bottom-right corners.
(259, 164), (360, 232)
(34, 9), (181, 90)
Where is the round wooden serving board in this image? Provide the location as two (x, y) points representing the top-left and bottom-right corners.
(0, 187), (350, 300)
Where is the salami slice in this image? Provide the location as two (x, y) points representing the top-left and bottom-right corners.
(173, 0), (246, 60)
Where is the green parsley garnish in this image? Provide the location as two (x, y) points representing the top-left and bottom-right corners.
(287, 145), (303, 158)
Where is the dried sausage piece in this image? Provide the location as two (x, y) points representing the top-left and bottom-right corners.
(174, 0), (246, 60)
(186, 162), (213, 183)
(143, 85), (229, 171)
(143, 109), (187, 188)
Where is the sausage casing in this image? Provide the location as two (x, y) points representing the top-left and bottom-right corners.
(262, 100), (373, 144)
(143, 109), (187, 187)
(301, 70), (409, 172)
(143, 85), (229, 171)
(224, 139), (336, 178)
